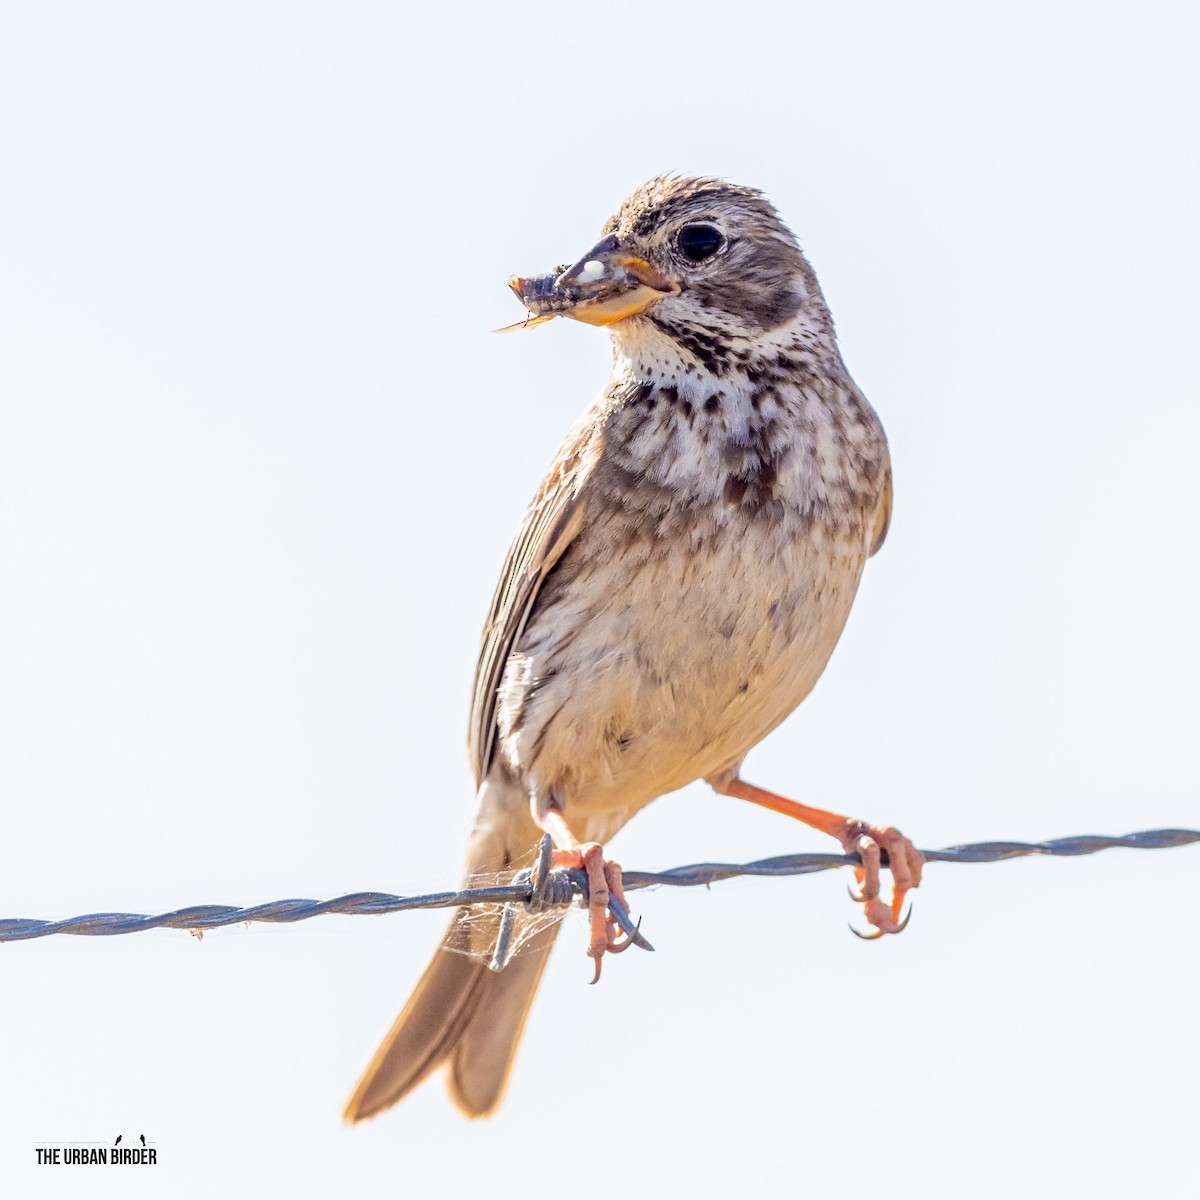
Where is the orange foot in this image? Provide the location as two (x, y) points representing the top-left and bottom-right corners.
(712, 778), (924, 939)
(550, 845), (637, 981)
(535, 808), (649, 981)
(841, 821), (924, 938)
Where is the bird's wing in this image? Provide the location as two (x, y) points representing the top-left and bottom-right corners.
(868, 456), (893, 557)
(467, 411), (603, 787)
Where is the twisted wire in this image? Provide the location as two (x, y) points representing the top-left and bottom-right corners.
(1, 827), (1195, 944)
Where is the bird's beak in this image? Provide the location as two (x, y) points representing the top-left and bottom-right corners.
(505, 239), (679, 329)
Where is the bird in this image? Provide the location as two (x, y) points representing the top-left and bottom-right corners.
(344, 174), (923, 1122)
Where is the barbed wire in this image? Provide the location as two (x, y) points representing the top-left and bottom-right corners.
(1, 827), (1195, 948)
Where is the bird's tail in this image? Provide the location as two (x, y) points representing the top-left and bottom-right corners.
(344, 782), (559, 1121)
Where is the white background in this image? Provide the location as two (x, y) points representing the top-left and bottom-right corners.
(2, 3), (1197, 1197)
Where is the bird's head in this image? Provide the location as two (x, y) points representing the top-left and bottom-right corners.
(507, 175), (831, 366)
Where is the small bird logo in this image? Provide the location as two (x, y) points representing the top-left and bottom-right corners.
(113, 1135), (122, 1147)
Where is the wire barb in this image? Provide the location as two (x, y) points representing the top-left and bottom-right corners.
(490, 834), (557, 971)
(0, 828), (1195, 945)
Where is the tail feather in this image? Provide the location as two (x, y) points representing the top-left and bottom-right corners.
(447, 919), (558, 1116)
(344, 915), (560, 1121)
(343, 914), (490, 1122)
(346, 777), (555, 1121)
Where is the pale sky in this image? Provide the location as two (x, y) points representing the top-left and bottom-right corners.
(2, 3), (1197, 1197)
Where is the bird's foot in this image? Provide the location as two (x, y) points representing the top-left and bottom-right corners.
(547, 843), (633, 982)
(711, 779), (924, 940)
(841, 821), (924, 939)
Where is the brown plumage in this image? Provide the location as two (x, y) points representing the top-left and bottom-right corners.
(344, 175), (922, 1122)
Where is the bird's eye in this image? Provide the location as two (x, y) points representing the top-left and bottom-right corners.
(676, 223), (725, 263)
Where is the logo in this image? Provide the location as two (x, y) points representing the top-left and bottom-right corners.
(35, 1135), (157, 1167)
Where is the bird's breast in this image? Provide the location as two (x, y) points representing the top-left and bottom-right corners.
(497, 506), (871, 826)
(493, 368), (888, 833)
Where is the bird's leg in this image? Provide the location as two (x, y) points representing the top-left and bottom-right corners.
(713, 777), (923, 937)
(534, 803), (631, 981)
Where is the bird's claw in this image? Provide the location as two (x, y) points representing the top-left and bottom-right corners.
(843, 822), (924, 940)
(547, 842), (651, 983)
(605, 889), (653, 952)
(604, 914), (646, 954)
(849, 904), (912, 940)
